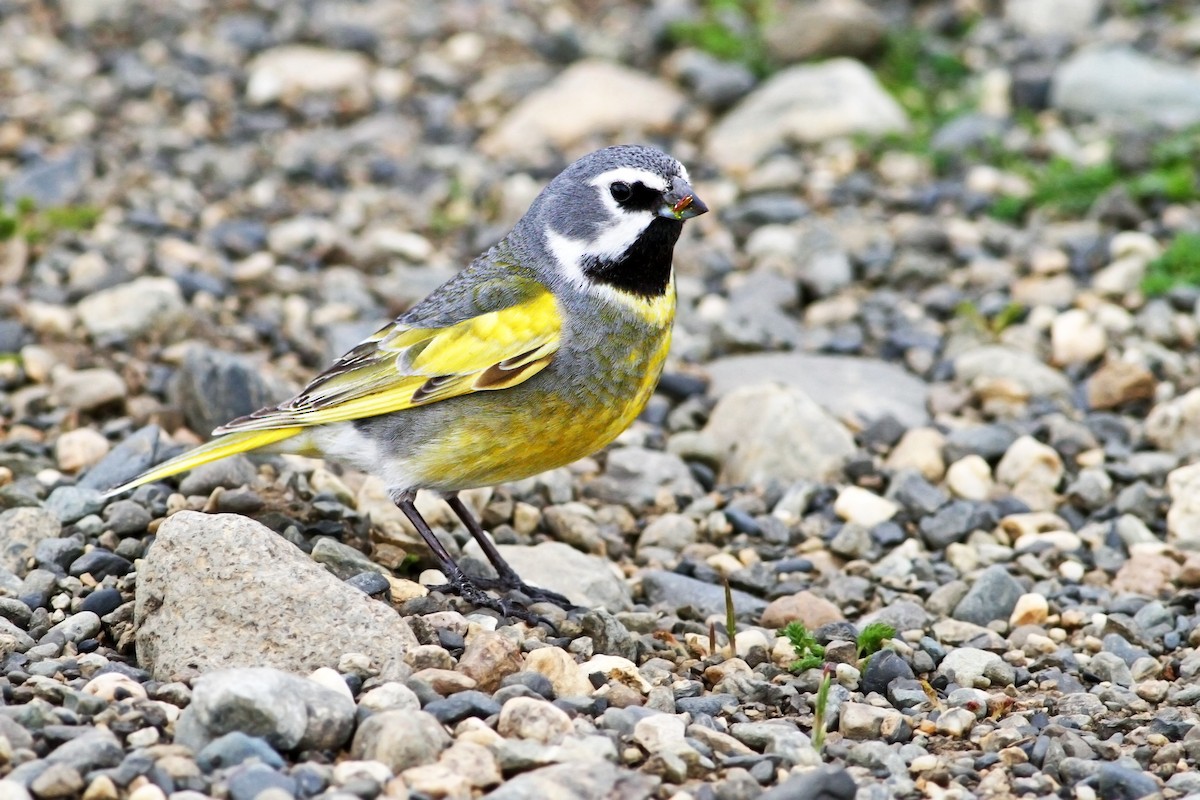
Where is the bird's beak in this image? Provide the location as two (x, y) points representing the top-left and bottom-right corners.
(659, 178), (709, 221)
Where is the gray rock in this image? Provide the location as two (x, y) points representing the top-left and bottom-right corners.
(479, 60), (686, 162)
(482, 760), (658, 800)
(350, 709), (450, 772)
(2, 148), (92, 207)
(464, 540), (632, 612)
(75, 277), (184, 339)
(931, 113), (1009, 154)
(671, 50), (756, 110)
(42, 611), (100, 644)
(703, 383), (856, 485)
(44, 486), (105, 525)
(45, 729), (122, 772)
(758, 762), (854, 800)
(176, 456), (258, 496)
(728, 721), (819, 767)
(176, 667), (355, 752)
(953, 565), (1024, 626)
(50, 368), (126, 412)
(640, 570), (766, 621)
(584, 447), (703, 510)
(706, 353), (930, 430)
(954, 345), (1072, 399)
(706, 58), (908, 173)
(919, 501), (990, 549)
(1096, 763), (1159, 800)
(937, 648), (1011, 688)
(1051, 46), (1200, 129)
(763, 0), (885, 63)
(172, 347), (295, 439)
(1087, 652), (1133, 688)
(310, 537), (386, 580)
(101, 500), (152, 537)
(0, 507), (61, 576)
(636, 514), (698, 552)
(1005, 0), (1100, 37)
(135, 511), (417, 679)
(79, 425), (170, 492)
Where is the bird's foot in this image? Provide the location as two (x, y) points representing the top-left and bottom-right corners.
(470, 573), (577, 611)
(427, 575), (556, 628)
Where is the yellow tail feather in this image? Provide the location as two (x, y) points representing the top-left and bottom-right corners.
(103, 427), (303, 498)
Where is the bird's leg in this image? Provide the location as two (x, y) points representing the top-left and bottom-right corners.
(392, 490), (547, 625)
(444, 492), (577, 610)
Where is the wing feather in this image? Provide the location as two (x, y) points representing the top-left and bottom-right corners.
(214, 283), (562, 433)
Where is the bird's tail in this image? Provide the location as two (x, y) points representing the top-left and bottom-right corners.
(103, 426), (304, 498)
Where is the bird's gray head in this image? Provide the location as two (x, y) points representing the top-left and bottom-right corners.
(519, 145), (707, 298)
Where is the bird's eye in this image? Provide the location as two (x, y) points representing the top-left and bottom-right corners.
(609, 182), (633, 203)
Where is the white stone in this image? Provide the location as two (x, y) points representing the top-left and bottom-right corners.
(246, 46), (372, 108)
(946, 455), (994, 501)
(54, 428), (110, 473)
(480, 60), (685, 159)
(75, 277), (184, 339)
(1166, 462), (1200, 546)
(1051, 309), (1107, 366)
(995, 436), (1063, 512)
(1004, 0), (1100, 37)
(1146, 388), (1200, 458)
(834, 486), (898, 527)
(706, 59), (908, 173)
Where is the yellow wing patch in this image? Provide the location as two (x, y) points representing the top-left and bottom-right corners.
(215, 289), (562, 432)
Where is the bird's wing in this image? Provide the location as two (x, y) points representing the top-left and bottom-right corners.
(214, 271), (562, 432)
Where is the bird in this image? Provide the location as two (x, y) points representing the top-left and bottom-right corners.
(105, 144), (708, 620)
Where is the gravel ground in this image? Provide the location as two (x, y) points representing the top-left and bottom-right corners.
(3, 0), (1200, 798)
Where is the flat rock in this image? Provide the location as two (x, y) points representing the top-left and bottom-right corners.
(0, 508), (61, 576)
(135, 511), (418, 680)
(706, 58), (907, 173)
(763, 0), (885, 63)
(1005, 0), (1101, 37)
(246, 45), (373, 110)
(481, 760), (658, 800)
(954, 345), (1072, 399)
(464, 540), (632, 612)
(705, 353), (930, 429)
(1051, 46), (1200, 129)
(481, 60), (686, 161)
(703, 383), (856, 485)
(640, 570), (766, 621)
(75, 277), (184, 339)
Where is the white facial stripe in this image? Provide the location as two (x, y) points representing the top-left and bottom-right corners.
(589, 167), (668, 194)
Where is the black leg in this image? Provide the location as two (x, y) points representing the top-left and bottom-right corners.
(444, 493), (578, 610)
(392, 489), (548, 625)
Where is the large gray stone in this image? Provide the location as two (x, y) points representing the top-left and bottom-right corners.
(954, 345), (1072, 399)
(482, 760), (658, 800)
(135, 511), (417, 680)
(1051, 46), (1200, 129)
(706, 353), (930, 429)
(706, 58), (907, 173)
(703, 383), (856, 485)
(480, 60), (686, 161)
(463, 540), (632, 612)
(0, 508), (60, 576)
(175, 667), (356, 752)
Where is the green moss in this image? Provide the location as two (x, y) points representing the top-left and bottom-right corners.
(1143, 233), (1200, 296)
(667, 0), (772, 75)
(1031, 159), (1120, 216)
(0, 193), (100, 244)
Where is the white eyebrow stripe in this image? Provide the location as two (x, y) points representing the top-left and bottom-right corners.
(588, 167), (668, 193)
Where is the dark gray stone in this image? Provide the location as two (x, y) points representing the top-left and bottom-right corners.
(953, 565), (1024, 626)
(640, 570), (767, 621)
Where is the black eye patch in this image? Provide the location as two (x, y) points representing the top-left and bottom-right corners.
(609, 180), (661, 211)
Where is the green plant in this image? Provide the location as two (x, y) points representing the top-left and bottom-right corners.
(812, 665), (832, 751)
(1142, 232), (1200, 296)
(723, 578), (737, 658)
(667, 0), (772, 75)
(781, 621), (825, 673)
(955, 299), (1025, 339)
(0, 194), (100, 244)
(875, 29), (971, 133)
(856, 622), (896, 662)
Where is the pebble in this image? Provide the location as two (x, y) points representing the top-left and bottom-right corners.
(350, 710), (449, 772)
